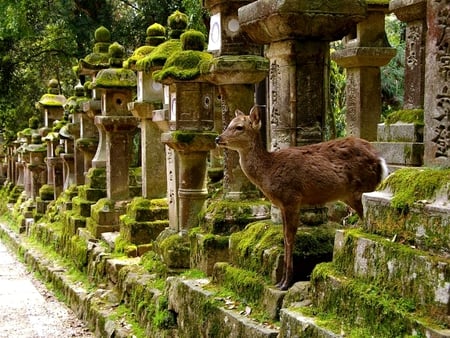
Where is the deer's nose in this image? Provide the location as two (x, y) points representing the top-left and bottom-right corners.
(215, 136), (221, 144)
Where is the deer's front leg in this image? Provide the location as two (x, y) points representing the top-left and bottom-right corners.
(278, 207), (299, 290)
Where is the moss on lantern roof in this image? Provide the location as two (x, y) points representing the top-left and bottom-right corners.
(125, 24), (167, 69)
(135, 39), (182, 72)
(43, 131), (60, 142)
(93, 67), (137, 88)
(38, 93), (66, 107)
(152, 49), (213, 82)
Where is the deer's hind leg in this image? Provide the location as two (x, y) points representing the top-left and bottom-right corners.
(344, 193), (364, 218)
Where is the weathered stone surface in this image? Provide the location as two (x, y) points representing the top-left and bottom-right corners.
(373, 141), (424, 165)
(238, 0), (367, 43)
(377, 122), (423, 142)
(424, 0), (450, 167)
(363, 191), (450, 254)
(334, 229), (450, 316)
(279, 308), (342, 338)
(167, 277), (279, 337)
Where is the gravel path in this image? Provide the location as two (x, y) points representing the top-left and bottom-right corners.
(0, 240), (93, 338)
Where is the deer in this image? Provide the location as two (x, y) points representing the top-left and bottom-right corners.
(215, 106), (388, 290)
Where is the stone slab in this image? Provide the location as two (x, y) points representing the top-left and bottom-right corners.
(372, 141), (424, 165)
(377, 122), (423, 142)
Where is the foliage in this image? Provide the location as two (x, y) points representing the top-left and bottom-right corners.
(329, 14), (405, 137)
(0, 0), (205, 138)
(381, 14), (406, 117)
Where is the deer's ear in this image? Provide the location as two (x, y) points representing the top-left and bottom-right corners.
(235, 109), (244, 117)
(249, 106), (261, 130)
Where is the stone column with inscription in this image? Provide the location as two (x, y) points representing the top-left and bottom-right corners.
(424, 0), (450, 167)
(332, 1), (396, 141)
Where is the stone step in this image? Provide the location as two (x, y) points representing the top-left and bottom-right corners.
(363, 191), (450, 255)
(309, 262), (450, 337)
(333, 229), (450, 319)
(211, 262), (286, 320)
(377, 122), (423, 142)
(373, 141), (424, 166)
(166, 277), (279, 338)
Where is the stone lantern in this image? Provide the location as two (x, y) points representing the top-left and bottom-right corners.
(66, 82), (93, 184)
(25, 134), (46, 201)
(77, 26), (112, 169)
(332, 1), (397, 141)
(92, 42), (138, 201)
(37, 79), (66, 128)
(153, 29), (217, 231)
(127, 23), (167, 199)
(43, 128), (63, 200)
(59, 123), (76, 190)
(203, 0), (270, 201)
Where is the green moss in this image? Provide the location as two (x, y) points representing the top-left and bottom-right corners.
(199, 199), (270, 234)
(39, 184), (54, 201)
(136, 39), (182, 72)
(170, 130), (218, 145)
(93, 67), (136, 88)
(95, 26), (111, 42)
(310, 261), (442, 337)
(385, 109), (424, 126)
(152, 49), (213, 82)
(379, 167), (450, 211)
(213, 262), (265, 303)
(181, 29), (206, 51)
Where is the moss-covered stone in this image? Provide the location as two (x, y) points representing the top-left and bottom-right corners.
(379, 167), (450, 211)
(39, 184), (54, 201)
(200, 199), (271, 234)
(229, 221), (336, 283)
(153, 49), (213, 82)
(385, 109), (424, 126)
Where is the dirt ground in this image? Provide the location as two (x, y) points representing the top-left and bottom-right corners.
(0, 240), (94, 338)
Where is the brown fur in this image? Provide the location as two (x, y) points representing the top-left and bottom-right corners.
(216, 106), (387, 290)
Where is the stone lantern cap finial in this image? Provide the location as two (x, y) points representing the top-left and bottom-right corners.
(78, 26), (112, 74)
(168, 10), (189, 39)
(65, 82), (89, 115)
(153, 30), (212, 83)
(93, 42), (137, 88)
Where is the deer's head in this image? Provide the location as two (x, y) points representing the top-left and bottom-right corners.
(215, 106), (262, 151)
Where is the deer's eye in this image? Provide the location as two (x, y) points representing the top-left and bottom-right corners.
(235, 125), (244, 131)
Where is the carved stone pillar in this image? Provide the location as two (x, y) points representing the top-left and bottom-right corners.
(424, 0), (450, 167)
(390, 0), (427, 110)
